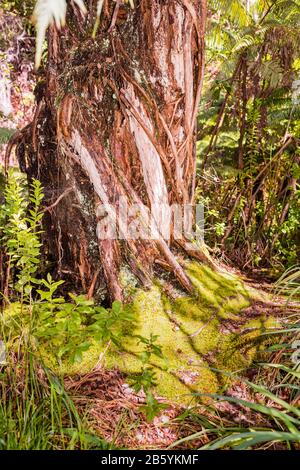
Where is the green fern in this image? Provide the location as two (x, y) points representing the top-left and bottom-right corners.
(0, 127), (15, 145)
(0, 171), (44, 295)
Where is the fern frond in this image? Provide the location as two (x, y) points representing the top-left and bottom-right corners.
(231, 33), (258, 53)
(259, 60), (283, 89)
(211, 0), (249, 27)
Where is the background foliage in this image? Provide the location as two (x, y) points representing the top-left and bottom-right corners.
(197, 0), (300, 274)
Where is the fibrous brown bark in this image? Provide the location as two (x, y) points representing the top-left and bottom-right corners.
(12, 0), (209, 302)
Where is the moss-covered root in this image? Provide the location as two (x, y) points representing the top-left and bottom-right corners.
(42, 263), (276, 403)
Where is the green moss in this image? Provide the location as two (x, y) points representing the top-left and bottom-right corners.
(50, 264), (267, 403)
(2, 263), (276, 404)
(215, 316), (280, 385)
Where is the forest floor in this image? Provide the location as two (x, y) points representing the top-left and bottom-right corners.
(1, 253), (299, 450)
(60, 284), (299, 450)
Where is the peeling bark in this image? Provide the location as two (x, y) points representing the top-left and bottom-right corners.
(14, 0), (208, 302)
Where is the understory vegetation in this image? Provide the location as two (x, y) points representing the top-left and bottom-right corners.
(0, 169), (299, 450)
(197, 0), (300, 273)
(0, 0), (299, 451)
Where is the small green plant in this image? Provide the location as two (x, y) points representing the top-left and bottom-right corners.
(1, 171), (44, 296)
(88, 300), (134, 345)
(33, 276), (94, 363)
(130, 334), (167, 421)
(33, 277), (134, 364)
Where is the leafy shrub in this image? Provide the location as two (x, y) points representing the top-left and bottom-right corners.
(0, 170), (166, 426)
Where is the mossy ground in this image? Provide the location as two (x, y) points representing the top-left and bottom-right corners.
(29, 262), (277, 404)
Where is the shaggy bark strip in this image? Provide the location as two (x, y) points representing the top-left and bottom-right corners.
(13, 0), (208, 301)
(124, 83), (169, 229)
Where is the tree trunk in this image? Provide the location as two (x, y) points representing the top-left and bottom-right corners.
(15, 0), (208, 302)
